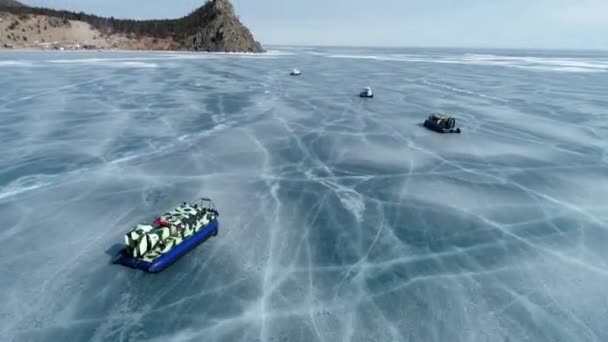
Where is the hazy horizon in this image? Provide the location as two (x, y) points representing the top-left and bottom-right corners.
(19, 0), (608, 51)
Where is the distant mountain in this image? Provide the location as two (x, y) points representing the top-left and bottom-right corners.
(0, 0), (264, 52)
(0, 0), (27, 7)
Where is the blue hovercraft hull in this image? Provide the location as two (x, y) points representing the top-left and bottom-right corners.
(114, 218), (219, 273)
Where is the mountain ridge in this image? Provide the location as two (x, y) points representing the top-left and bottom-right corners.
(0, 0), (265, 52)
(0, 0), (26, 7)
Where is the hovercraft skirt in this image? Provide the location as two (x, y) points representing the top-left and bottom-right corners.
(424, 120), (461, 134)
(115, 219), (219, 273)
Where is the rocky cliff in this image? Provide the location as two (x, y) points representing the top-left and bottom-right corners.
(187, 0), (263, 52)
(0, 0), (265, 52)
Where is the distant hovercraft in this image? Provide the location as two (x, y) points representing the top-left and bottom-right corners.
(360, 87), (373, 98)
(423, 113), (461, 134)
(114, 198), (219, 273)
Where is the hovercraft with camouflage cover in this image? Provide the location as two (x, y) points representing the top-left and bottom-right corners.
(114, 198), (219, 273)
(423, 113), (461, 134)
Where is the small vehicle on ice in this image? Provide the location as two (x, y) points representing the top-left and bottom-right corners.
(359, 87), (373, 98)
(423, 113), (461, 133)
(114, 198), (219, 273)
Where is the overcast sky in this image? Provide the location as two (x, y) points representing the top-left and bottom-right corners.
(22, 0), (608, 50)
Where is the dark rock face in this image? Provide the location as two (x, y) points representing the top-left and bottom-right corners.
(187, 0), (264, 52)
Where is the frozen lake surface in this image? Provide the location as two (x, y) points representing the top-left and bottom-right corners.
(1, 46), (608, 342)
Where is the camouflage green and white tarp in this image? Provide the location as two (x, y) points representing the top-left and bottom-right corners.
(124, 203), (216, 261)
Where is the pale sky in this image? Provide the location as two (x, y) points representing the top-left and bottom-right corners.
(22, 0), (608, 50)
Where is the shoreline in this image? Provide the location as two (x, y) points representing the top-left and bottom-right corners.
(0, 47), (274, 54)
